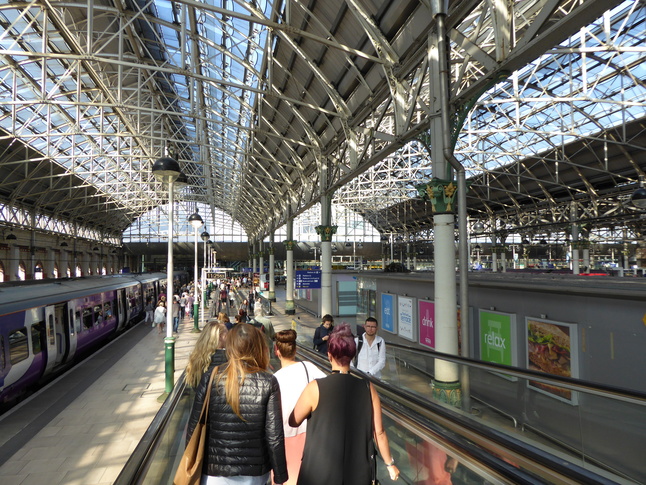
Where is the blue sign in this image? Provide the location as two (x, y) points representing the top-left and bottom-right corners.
(295, 270), (322, 289)
(381, 293), (396, 333)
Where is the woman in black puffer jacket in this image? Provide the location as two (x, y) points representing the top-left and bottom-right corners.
(186, 323), (288, 485)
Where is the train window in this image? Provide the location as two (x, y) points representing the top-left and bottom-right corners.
(8, 328), (29, 364)
(93, 305), (103, 325)
(48, 315), (55, 345)
(0, 337), (5, 369)
(75, 310), (82, 333)
(31, 323), (43, 354)
(103, 301), (113, 319)
(82, 308), (93, 329)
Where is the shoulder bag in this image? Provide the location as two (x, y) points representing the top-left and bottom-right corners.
(173, 366), (219, 485)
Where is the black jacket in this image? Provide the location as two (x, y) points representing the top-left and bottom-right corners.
(313, 324), (333, 353)
(186, 364), (288, 483)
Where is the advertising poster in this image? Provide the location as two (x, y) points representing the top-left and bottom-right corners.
(381, 293), (396, 333)
(418, 300), (435, 349)
(398, 296), (415, 341)
(526, 317), (579, 404)
(479, 310), (516, 380)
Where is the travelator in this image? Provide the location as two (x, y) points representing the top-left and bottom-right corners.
(115, 339), (645, 484)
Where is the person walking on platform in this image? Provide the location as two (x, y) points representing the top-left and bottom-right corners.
(153, 301), (166, 334)
(217, 286), (228, 314)
(179, 293), (187, 319)
(144, 299), (154, 325)
(352, 317), (386, 378)
(290, 323), (400, 484)
(185, 320), (228, 389)
(272, 330), (325, 485)
(172, 296), (181, 333)
(312, 314), (334, 354)
(186, 293), (195, 319)
(186, 324), (288, 485)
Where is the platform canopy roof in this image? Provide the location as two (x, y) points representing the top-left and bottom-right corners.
(0, 0), (644, 245)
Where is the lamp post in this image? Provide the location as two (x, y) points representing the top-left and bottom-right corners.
(188, 210), (204, 332)
(152, 156), (181, 400)
(201, 230), (210, 323)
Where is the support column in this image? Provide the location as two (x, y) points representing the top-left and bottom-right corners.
(259, 241), (265, 292)
(422, 7), (461, 406)
(44, 247), (56, 279)
(284, 238), (296, 315)
(316, 223), (336, 317)
(252, 241), (258, 278)
(571, 203), (580, 275)
(268, 235), (276, 302)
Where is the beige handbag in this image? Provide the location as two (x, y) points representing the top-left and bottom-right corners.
(173, 366), (219, 485)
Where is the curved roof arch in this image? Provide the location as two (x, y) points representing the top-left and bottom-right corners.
(0, 0), (643, 247)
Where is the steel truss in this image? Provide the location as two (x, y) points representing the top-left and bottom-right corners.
(0, 0), (643, 248)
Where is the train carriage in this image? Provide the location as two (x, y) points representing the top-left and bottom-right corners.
(0, 273), (166, 405)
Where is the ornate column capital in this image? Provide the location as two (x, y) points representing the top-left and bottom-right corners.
(283, 239), (298, 250)
(572, 240), (590, 250)
(417, 178), (459, 214)
(315, 225), (337, 242)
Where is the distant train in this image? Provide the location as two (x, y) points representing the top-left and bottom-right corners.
(0, 271), (188, 407)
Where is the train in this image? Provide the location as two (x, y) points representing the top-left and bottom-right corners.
(0, 271), (188, 408)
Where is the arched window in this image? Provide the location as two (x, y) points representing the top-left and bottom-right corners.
(34, 262), (44, 280)
(18, 262), (26, 280)
(53, 264), (59, 279)
(0, 261), (5, 282)
(76, 265), (83, 277)
(67, 266), (72, 278)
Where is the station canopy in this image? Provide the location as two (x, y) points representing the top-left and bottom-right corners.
(0, 0), (644, 246)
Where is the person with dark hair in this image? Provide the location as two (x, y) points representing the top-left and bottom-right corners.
(353, 316), (386, 378)
(186, 324), (288, 484)
(273, 330), (325, 485)
(312, 314), (334, 353)
(290, 323), (400, 484)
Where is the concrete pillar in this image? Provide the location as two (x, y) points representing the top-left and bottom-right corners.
(284, 219), (296, 314)
(44, 247), (56, 279)
(268, 234), (276, 302)
(8, 245), (20, 281)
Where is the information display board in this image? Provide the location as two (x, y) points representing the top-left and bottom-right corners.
(295, 270), (322, 289)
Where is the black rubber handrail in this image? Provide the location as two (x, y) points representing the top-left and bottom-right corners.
(296, 343), (621, 484)
(113, 372), (188, 485)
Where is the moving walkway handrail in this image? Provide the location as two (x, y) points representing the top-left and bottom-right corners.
(114, 372), (188, 485)
(297, 343), (621, 485)
(385, 341), (646, 406)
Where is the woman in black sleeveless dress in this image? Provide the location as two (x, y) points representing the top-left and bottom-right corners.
(289, 324), (400, 485)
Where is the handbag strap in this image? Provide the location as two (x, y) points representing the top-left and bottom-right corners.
(301, 361), (310, 383)
(198, 365), (220, 424)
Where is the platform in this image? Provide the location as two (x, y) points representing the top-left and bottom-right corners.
(0, 289), (312, 485)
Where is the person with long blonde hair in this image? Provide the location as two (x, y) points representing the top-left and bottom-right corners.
(185, 320), (228, 388)
(186, 323), (287, 484)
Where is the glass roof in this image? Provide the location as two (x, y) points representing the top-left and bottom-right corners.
(0, 0), (643, 246)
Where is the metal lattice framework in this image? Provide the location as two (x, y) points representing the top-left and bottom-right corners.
(0, 0), (644, 247)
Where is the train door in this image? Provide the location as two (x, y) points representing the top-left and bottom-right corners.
(52, 304), (70, 366)
(117, 289), (126, 329)
(67, 304), (78, 359)
(43, 306), (58, 374)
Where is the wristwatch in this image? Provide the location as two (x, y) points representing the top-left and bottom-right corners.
(386, 458), (396, 467)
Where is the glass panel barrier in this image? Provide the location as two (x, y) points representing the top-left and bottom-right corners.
(379, 343), (644, 483)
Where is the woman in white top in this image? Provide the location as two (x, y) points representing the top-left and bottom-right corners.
(272, 330), (325, 485)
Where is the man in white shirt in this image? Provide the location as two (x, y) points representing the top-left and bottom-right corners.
(353, 317), (386, 378)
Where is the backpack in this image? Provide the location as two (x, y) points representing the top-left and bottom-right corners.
(353, 334), (381, 367)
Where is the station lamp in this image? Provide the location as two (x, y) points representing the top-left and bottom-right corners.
(188, 210), (204, 332)
(151, 156), (181, 399)
(631, 187), (646, 209)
